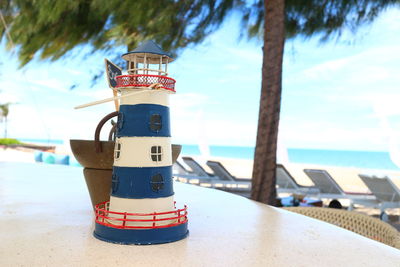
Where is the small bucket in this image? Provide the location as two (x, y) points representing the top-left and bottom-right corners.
(70, 111), (181, 209)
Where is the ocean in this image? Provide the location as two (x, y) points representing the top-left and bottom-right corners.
(181, 145), (400, 170)
(20, 138), (64, 145)
(20, 139), (400, 170)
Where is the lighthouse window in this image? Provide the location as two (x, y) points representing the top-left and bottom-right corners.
(151, 146), (162, 162)
(150, 114), (162, 132)
(150, 174), (164, 192)
(114, 142), (122, 160)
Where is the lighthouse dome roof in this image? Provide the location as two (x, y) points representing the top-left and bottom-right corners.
(122, 40), (174, 64)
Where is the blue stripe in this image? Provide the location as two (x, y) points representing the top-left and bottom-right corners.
(94, 222), (188, 245)
(111, 166), (173, 198)
(117, 104), (170, 137)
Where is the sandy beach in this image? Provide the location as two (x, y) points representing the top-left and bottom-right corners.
(0, 146), (38, 163)
(189, 155), (400, 191)
(178, 155), (400, 230)
(2, 146), (400, 192)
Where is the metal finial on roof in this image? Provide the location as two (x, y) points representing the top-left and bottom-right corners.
(122, 40), (173, 63)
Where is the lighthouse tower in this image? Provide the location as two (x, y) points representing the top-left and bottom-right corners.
(94, 41), (188, 245)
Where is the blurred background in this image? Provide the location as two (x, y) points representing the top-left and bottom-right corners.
(1, 1), (400, 224)
(1, 4), (400, 170)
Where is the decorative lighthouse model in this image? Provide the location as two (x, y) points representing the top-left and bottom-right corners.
(93, 41), (188, 245)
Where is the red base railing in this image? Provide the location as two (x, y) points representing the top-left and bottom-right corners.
(95, 201), (188, 229)
(115, 74), (176, 92)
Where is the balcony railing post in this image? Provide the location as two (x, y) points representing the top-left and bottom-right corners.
(122, 212), (127, 228)
(103, 203), (107, 223)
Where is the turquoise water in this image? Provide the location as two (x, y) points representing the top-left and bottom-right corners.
(181, 145), (400, 170)
(20, 138), (64, 145)
(18, 138), (400, 170)
(288, 149), (399, 170)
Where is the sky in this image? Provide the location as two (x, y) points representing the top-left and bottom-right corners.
(1, 8), (400, 152)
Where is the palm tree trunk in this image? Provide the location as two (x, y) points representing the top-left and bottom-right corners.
(251, 0), (285, 205)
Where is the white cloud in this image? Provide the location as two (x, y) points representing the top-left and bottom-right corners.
(3, 101), (115, 141)
(172, 114), (256, 146)
(170, 92), (209, 110)
(0, 91), (19, 103)
(73, 88), (114, 100)
(370, 94), (400, 117)
(279, 119), (388, 151)
(170, 92), (257, 146)
(65, 68), (85, 76)
(297, 45), (400, 85)
(281, 41), (400, 152)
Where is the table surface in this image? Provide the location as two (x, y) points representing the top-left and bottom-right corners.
(0, 162), (399, 266)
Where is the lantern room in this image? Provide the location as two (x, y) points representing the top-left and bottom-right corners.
(116, 41), (176, 92)
(121, 40), (173, 76)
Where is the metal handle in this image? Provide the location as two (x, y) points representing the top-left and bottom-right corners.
(94, 111), (119, 153)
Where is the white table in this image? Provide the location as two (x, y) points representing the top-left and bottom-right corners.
(0, 162), (399, 266)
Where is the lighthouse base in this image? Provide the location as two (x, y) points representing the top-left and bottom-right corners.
(93, 222), (189, 245)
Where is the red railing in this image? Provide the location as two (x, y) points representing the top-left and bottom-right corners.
(95, 201), (188, 229)
(115, 74), (176, 92)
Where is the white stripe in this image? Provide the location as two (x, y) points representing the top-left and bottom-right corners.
(119, 89), (169, 107)
(113, 137), (172, 167)
(108, 195), (176, 227)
